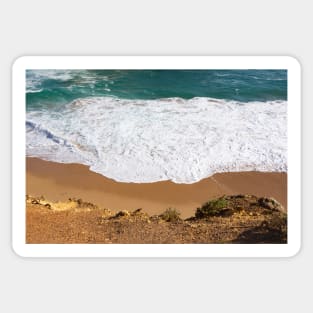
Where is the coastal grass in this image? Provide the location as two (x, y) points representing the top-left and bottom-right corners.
(159, 208), (181, 222)
(195, 196), (229, 218)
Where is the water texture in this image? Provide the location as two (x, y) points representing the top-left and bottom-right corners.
(26, 70), (287, 183)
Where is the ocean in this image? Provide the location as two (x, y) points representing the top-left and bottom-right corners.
(26, 70), (287, 183)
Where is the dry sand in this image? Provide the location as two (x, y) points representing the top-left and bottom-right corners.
(26, 157), (287, 218)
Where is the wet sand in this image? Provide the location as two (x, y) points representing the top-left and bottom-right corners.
(26, 157), (287, 218)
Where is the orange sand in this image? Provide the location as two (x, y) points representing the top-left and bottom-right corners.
(26, 157), (287, 218)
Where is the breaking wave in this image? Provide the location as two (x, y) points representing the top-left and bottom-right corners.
(26, 96), (287, 183)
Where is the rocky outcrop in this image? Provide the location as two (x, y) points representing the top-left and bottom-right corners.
(26, 194), (287, 244)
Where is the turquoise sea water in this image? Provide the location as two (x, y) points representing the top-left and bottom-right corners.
(26, 70), (287, 110)
(26, 70), (287, 183)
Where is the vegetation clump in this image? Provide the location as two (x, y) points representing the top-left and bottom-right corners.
(195, 197), (230, 218)
(160, 208), (181, 222)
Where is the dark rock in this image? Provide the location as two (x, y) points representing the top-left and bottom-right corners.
(115, 210), (130, 217)
(44, 203), (52, 209)
(258, 197), (282, 211)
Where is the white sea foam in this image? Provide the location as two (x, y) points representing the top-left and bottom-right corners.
(26, 88), (43, 93)
(26, 96), (287, 183)
(26, 70), (73, 93)
(26, 70), (110, 93)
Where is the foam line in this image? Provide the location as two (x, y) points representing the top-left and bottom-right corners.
(26, 96), (287, 183)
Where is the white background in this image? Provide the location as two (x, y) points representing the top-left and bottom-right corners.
(0, 1), (311, 312)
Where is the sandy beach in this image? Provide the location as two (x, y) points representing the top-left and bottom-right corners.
(25, 70), (289, 244)
(26, 157), (287, 218)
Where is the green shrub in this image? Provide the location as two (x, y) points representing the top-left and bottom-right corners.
(195, 197), (229, 218)
(160, 208), (181, 222)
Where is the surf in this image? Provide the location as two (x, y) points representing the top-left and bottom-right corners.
(26, 96), (287, 184)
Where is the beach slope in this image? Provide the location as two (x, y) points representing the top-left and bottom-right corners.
(26, 157), (287, 218)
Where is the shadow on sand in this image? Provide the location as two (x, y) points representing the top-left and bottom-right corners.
(232, 220), (287, 244)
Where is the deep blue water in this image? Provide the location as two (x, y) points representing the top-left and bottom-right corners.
(26, 70), (287, 110)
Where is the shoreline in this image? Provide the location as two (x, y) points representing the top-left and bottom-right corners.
(26, 157), (287, 218)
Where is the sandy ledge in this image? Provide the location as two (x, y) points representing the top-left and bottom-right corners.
(26, 194), (287, 244)
(26, 157), (287, 218)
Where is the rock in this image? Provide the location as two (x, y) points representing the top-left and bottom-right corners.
(220, 208), (234, 217)
(258, 197), (283, 211)
(115, 210), (130, 217)
(234, 194), (245, 199)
